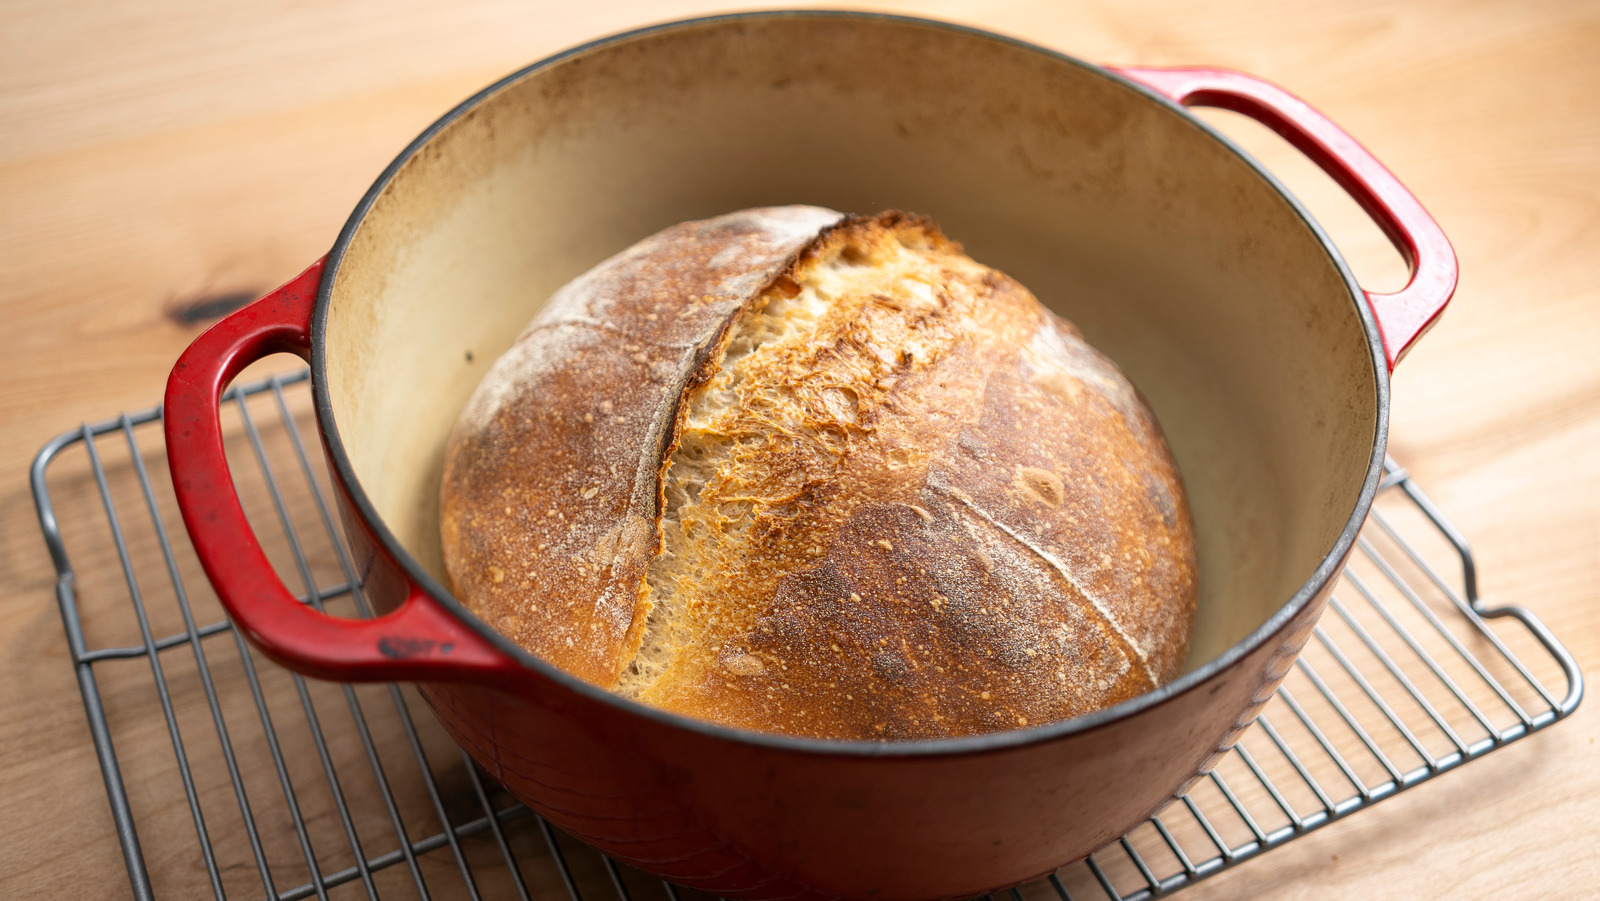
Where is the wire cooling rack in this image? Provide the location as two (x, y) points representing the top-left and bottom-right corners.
(31, 369), (1583, 901)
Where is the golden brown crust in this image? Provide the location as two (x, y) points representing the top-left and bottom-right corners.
(441, 207), (1196, 738)
(440, 206), (846, 685)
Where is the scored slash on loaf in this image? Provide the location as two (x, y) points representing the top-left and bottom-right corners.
(440, 206), (1196, 740)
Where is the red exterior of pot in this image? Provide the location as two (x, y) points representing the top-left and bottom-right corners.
(404, 587), (1331, 901)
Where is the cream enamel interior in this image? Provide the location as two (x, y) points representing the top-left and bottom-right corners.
(323, 15), (1378, 675)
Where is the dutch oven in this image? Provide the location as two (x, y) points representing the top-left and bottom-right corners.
(164, 12), (1456, 901)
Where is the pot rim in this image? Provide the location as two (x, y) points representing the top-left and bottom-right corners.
(310, 9), (1389, 758)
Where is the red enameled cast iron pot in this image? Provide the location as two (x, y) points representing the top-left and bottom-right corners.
(164, 12), (1455, 901)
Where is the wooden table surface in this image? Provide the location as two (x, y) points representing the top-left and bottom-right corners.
(3, 1), (1597, 898)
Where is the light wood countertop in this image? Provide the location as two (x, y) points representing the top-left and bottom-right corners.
(2, 2), (1596, 898)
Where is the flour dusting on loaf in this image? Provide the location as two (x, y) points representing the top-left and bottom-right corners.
(440, 207), (1196, 739)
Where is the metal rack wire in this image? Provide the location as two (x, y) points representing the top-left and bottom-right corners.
(31, 369), (1582, 901)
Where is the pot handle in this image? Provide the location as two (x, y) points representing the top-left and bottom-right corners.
(164, 259), (518, 684)
(1110, 66), (1457, 370)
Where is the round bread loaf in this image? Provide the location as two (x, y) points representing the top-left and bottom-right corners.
(440, 206), (1196, 740)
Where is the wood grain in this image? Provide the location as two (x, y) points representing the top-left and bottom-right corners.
(2, 1), (1596, 898)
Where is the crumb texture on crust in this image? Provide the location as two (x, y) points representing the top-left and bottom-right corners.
(619, 213), (1196, 739)
(441, 207), (1196, 738)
